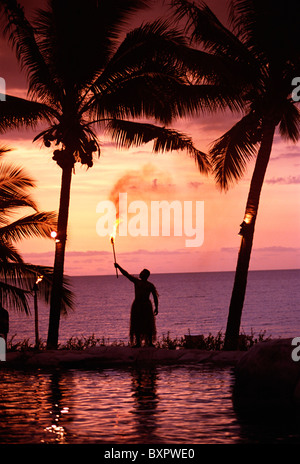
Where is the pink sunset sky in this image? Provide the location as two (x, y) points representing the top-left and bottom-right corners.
(1, 0), (300, 276)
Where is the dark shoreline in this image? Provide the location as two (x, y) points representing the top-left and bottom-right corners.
(3, 346), (243, 369)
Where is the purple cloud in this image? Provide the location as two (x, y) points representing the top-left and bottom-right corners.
(265, 175), (300, 185)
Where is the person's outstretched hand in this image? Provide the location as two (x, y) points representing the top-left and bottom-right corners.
(154, 308), (158, 316)
(114, 263), (119, 268)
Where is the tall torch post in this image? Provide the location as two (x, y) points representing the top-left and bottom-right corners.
(33, 275), (43, 349)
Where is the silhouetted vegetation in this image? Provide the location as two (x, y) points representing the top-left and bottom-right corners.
(7, 329), (271, 352)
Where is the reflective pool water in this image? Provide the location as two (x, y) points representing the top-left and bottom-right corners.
(0, 365), (300, 444)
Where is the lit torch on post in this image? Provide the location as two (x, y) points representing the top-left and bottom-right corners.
(33, 274), (43, 349)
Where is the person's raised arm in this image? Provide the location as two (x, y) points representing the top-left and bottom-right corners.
(114, 263), (137, 283)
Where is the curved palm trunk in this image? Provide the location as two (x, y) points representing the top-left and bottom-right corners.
(223, 121), (276, 351)
(46, 165), (73, 349)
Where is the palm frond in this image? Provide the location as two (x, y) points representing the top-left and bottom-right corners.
(96, 19), (187, 83)
(0, 240), (23, 265)
(90, 72), (245, 128)
(0, 162), (35, 188)
(0, 159), (41, 226)
(90, 72), (188, 125)
(88, 15), (253, 125)
(106, 119), (210, 174)
(172, 0), (254, 61)
(13, 263), (75, 315)
(229, 0), (300, 63)
(0, 280), (31, 314)
(30, 0), (149, 93)
(26, 264), (75, 315)
(0, 262), (75, 314)
(0, 261), (31, 286)
(0, 195), (38, 218)
(0, 211), (57, 242)
(1, 0), (63, 104)
(173, 83), (245, 114)
(210, 112), (260, 189)
(279, 100), (300, 143)
(0, 146), (10, 156)
(0, 94), (54, 132)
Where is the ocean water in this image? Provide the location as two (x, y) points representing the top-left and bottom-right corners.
(8, 269), (300, 345)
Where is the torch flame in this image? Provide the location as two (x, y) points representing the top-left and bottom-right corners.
(35, 275), (44, 285)
(110, 217), (121, 242)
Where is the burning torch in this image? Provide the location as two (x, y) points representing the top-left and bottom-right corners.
(110, 220), (120, 278)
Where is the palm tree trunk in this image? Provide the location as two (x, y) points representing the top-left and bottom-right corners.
(46, 164), (73, 349)
(223, 121), (276, 351)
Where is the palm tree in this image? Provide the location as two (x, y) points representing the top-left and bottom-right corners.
(173, 0), (300, 349)
(0, 0), (240, 349)
(0, 147), (74, 320)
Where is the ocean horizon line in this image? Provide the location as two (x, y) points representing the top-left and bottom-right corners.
(68, 267), (300, 278)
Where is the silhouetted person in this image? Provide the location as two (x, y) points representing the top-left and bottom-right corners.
(0, 305), (9, 343)
(115, 263), (158, 347)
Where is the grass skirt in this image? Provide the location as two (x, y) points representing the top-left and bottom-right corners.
(130, 298), (156, 345)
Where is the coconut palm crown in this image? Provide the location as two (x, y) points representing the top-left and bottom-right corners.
(173, 0), (300, 349)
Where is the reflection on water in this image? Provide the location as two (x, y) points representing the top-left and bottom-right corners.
(0, 365), (300, 444)
(0, 370), (75, 443)
(43, 371), (72, 443)
(131, 368), (159, 442)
